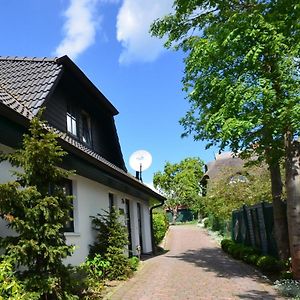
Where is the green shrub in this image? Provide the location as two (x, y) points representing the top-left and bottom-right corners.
(128, 256), (140, 272)
(153, 210), (169, 245)
(0, 115), (75, 299)
(0, 258), (40, 300)
(221, 239), (285, 274)
(83, 254), (110, 280)
(280, 271), (293, 280)
(89, 208), (131, 280)
(256, 255), (284, 273)
(221, 239), (234, 252)
(228, 243), (246, 259)
(204, 214), (230, 236)
(244, 253), (260, 265)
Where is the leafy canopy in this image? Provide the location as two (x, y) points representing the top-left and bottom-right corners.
(151, 0), (300, 163)
(153, 157), (204, 210)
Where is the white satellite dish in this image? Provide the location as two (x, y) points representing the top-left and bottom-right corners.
(129, 150), (152, 172)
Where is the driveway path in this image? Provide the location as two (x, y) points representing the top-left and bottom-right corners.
(106, 225), (284, 300)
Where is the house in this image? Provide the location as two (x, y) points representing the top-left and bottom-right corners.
(200, 152), (245, 195)
(0, 55), (165, 265)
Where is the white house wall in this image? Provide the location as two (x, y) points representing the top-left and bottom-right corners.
(0, 143), (153, 266)
(66, 174), (152, 265)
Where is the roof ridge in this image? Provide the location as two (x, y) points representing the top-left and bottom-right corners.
(0, 56), (58, 63)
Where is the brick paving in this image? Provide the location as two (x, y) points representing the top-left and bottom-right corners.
(106, 225), (284, 300)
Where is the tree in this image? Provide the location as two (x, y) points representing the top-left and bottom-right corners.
(151, 0), (300, 265)
(153, 157), (204, 224)
(0, 115), (75, 299)
(89, 208), (131, 280)
(204, 164), (273, 222)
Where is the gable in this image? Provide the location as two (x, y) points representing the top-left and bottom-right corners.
(43, 72), (127, 171)
(0, 55), (165, 203)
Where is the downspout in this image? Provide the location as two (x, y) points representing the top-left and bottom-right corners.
(150, 199), (165, 255)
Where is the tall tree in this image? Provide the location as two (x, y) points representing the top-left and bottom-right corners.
(0, 115), (75, 298)
(153, 157), (204, 224)
(151, 0), (300, 265)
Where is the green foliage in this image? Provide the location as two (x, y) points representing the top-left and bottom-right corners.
(151, 0), (300, 261)
(152, 210), (169, 245)
(204, 214), (230, 236)
(221, 239), (285, 273)
(257, 255), (284, 273)
(0, 115), (75, 299)
(203, 165), (272, 222)
(153, 157), (204, 222)
(128, 256), (140, 272)
(0, 258), (39, 300)
(151, 0), (300, 162)
(83, 254), (110, 280)
(89, 208), (131, 280)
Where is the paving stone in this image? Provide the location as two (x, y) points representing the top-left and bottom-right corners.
(107, 225), (284, 300)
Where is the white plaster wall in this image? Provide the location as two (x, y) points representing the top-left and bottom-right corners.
(0, 143), (153, 266)
(64, 174), (109, 265)
(64, 175), (153, 265)
(142, 202), (152, 253)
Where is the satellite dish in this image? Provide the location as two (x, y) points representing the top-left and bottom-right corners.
(129, 150), (152, 172)
(129, 150), (152, 182)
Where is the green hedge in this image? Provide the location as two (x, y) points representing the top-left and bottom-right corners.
(153, 211), (169, 245)
(221, 239), (285, 273)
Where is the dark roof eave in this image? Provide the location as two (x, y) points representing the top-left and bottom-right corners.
(59, 138), (165, 201)
(56, 56), (119, 116)
(0, 102), (30, 127)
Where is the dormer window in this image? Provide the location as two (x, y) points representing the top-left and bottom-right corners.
(67, 105), (77, 136)
(81, 111), (92, 145)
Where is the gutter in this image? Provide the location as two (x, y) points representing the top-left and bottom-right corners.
(150, 198), (165, 255)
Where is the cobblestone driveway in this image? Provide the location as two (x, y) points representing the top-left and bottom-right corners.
(106, 225), (284, 300)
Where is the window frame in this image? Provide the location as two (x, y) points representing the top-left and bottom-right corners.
(66, 105), (78, 137)
(109, 193), (114, 213)
(62, 179), (75, 233)
(81, 110), (92, 146)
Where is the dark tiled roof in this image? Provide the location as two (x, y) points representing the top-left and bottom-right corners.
(0, 56), (62, 115)
(0, 55), (165, 201)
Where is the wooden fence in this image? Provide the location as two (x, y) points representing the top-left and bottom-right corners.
(232, 202), (280, 257)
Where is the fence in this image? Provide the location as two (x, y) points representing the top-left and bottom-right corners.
(232, 202), (279, 257)
(166, 208), (195, 223)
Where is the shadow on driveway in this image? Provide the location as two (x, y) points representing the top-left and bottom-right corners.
(236, 289), (279, 299)
(166, 247), (263, 279)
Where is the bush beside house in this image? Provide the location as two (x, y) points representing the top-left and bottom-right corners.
(153, 210), (169, 246)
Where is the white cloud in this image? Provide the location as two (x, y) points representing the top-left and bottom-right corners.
(116, 0), (173, 64)
(55, 0), (101, 60)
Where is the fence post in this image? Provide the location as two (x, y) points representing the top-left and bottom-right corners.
(243, 204), (256, 247)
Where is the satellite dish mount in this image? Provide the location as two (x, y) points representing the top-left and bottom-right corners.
(129, 150), (152, 183)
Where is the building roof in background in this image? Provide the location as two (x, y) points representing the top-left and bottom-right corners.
(204, 152), (244, 180)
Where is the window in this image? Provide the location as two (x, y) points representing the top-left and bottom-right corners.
(62, 179), (74, 232)
(109, 193), (114, 212)
(67, 105), (77, 136)
(81, 111), (92, 145)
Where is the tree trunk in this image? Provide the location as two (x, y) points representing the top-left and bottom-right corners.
(285, 135), (300, 279)
(269, 162), (290, 260)
(172, 206), (178, 225)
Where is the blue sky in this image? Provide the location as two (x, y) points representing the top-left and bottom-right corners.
(0, 0), (219, 186)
